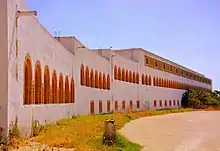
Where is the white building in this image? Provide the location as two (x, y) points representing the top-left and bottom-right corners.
(0, 0), (212, 137)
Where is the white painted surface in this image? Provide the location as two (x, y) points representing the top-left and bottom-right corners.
(0, 0), (212, 137)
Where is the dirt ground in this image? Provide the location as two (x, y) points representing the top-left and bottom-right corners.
(120, 111), (220, 151)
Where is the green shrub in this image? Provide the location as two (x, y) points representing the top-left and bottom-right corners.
(182, 89), (220, 109)
(9, 116), (20, 139)
(31, 120), (44, 137)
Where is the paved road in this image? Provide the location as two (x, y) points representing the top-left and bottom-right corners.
(120, 111), (220, 151)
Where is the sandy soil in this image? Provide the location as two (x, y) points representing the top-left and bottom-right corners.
(120, 111), (220, 151)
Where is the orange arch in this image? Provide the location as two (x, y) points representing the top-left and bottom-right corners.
(95, 70), (99, 88)
(118, 67), (122, 80)
(114, 65), (118, 80)
(125, 69), (129, 82)
(35, 60), (41, 104)
(153, 76), (156, 86)
(159, 78), (162, 87)
(103, 73), (107, 89)
(168, 80), (171, 88)
(24, 55), (32, 105)
(133, 71), (136, 83)
(65, 75), (69, 103)
(148, 75), (152, 85)
(164, 79), (167, 87)
(90, 69), (95, 88)
(161, 79), (164, 87)
(70, 77), (75, 103)
(142, 74), (145, 85)
(80, 64), (85, 86)
(44, 65), (50, 104)
(145, 75), (148, 85)
(85, 66), (90, 87)
(122, 68), (125, 81)
(136, 73), (139, 84)
(52, 70), (57, 103)
(129, 71), (133, 83)
(59, 73), (64, 103)
(107, 74), (110, 90)
(156, 77), (159, 86)
(99, 72), (103, 89)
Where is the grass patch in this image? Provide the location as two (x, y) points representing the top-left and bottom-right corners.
(29, 108), (194, 151)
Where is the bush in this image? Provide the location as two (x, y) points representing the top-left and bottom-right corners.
(182, 89), (220, 109)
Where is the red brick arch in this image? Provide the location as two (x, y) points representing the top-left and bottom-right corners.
(90, 69), (95, 88)
(95, 70), (99, 88)
(107, 74), (110, 90)
(52, 70), (57, 103)
(44, 65), (50, 104)
(122, 68), (125, 81)
(80, 64), (85, 86)
(114, 65), (118, 80)
(24, 55), (32, 105)
(35, 60), (42, 104)
(99, 72), (103, 89)
(103, 73), (107, 89)
(59, 73), (64, 103)
(70, 77), (75, 103)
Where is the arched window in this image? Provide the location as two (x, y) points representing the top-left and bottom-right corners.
(103, 73), (107, 89)
(70, 77), (75, 103)
(169, 100), (172, 106)
(165, 79), (168, 88)
(44, 65), (50, 104)
(148, 75), (152, 85)
(99, 72), (103, 89)
(129, 71), (133, 83)
(118, 67), (122, 80)
(85, 66), (90, 87)
(161, 79), (164, 87)
(65, 76), (69, 103)
(159, 78), (162, 87)
(156, 77), (159, 86)
(80, 64), (85, 86)
(165, 100), (167, 106)
(145, 75), (148, 85)
(125, 69), (129, 82)
(122, 68), (125, 81)
(142, 74), (145, 85)
(90, 69), (95, 88)
(171, 80), (173, 88)
(136, 73), (139, 84)
(154, 100), (157, 107)
(153, 76), (156, 86)
(168, 80), (171, 88)
(132, 71), (136, 83)
(24, 55), (32, 105)
(59, 73), (64, 103)
(52, 70), (57, 103)
(160, 100), (162, 107)
(35, 60), (42, 104)
(114, 65), (117, 80)
(95, 70), (99, 88)
(107, 74), (110, 90)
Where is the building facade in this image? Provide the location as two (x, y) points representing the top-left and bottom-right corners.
(0, 0), (212, 136)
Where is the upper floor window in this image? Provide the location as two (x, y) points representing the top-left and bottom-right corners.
(145, 57), (149, 65)
(176, 68), (178, 74)
(155, 60), (158, 67)
(163, 63), (166, 70)
(170, 66), (173, 72)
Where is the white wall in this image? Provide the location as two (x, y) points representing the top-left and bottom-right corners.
(5, 0), (212, 137)
(0, 0), (9, 136)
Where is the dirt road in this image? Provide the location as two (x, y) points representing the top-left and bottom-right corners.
(120, 111), (220, 151)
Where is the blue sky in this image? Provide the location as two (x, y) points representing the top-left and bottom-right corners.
(25, 0), (220, 90)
